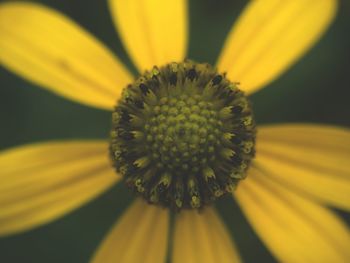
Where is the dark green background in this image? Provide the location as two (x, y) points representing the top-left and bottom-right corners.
(0, 0), (349, 262)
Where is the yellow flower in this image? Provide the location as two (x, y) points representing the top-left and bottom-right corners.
(0, 0), (349, 262)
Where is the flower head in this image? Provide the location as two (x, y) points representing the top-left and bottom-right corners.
(0, 0), (349, 262)
(110, 61), (256, 209)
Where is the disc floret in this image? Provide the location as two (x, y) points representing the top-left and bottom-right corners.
(110, 61), (256, 210)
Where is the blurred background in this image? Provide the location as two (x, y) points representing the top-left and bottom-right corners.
(0, 0), (349, 262)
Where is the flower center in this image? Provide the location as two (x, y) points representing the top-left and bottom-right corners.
(110, 61), (256, 210)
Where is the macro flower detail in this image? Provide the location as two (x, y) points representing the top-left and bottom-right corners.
(0, 0), (349, 263)
(110, 61), (256, 209)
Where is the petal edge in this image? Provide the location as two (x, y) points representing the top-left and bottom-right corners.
(217, 0), (337, 94)
(0, 3), (133, 110)
(0, 140), (119, 236)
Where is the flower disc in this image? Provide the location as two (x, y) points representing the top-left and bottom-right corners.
(110, 61), (256, 210)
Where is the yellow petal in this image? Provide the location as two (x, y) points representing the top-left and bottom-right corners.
(257, 124), (350, 211)
(109, 0), (188, 72)
(0, 3), (133, 110)
(217, 0), (337, 94)
(172, 208), (241, 263)
(0, 141), (119, 236)
(235, 167), (350, 263)
(91, 199), (169, 263)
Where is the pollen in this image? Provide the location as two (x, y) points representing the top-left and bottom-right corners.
(110, 61), (256, 210)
